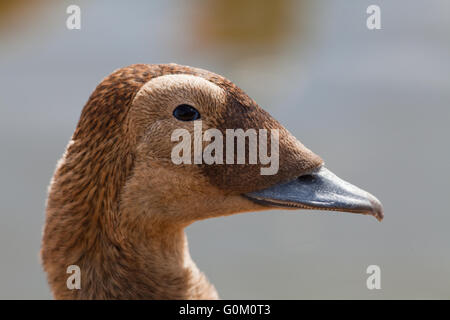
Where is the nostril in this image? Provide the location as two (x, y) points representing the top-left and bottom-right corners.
(297, 174), (316, 183)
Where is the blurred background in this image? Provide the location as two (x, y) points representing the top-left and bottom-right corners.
(1, 0), (449, 299)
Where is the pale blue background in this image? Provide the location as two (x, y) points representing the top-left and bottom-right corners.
(0, 0), (449, 299)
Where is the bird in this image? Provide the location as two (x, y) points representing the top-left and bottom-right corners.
(41, 63), (383, 299)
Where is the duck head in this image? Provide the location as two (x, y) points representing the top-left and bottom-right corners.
(43, 63), (383, 299)
(110, 63), (383, 226)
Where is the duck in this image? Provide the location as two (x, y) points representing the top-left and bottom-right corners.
(41, 63), (383, 299)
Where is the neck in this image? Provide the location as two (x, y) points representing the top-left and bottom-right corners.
(112, 207), (219, 300)
(42, 145), (218, 300)
(43, 204), (218, 299)
(92, 224), (217, 299)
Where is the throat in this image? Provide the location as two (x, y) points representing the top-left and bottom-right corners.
(99, 226), (219, 300)
(43, 204), (218, 299)
(82, 228), (214, 299)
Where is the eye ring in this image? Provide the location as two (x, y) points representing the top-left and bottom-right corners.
(173, 104), (201, 121)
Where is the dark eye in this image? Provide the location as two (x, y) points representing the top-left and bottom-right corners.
(173, 104), (201, 121)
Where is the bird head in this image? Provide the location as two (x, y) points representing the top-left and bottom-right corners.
(70, 63), (383, 228)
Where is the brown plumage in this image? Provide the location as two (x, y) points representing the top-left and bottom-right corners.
(41, 63), (382, 299)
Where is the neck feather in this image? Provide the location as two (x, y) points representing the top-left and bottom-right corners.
(41, 140), (218, 300)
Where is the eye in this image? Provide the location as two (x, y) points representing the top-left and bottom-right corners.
(173, 104), (201, 121)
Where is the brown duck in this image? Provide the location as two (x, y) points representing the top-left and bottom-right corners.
(41, 63), (383, 299)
